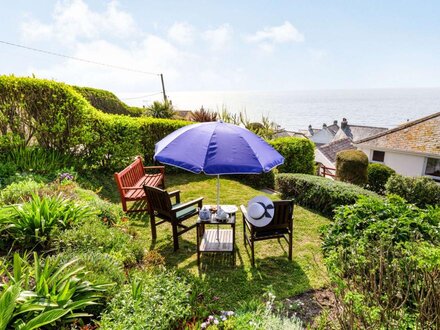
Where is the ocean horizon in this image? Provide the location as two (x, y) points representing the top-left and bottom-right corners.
(123, 87), (440, 132)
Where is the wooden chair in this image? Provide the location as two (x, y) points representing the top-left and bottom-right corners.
(143, 185), (203, 251)
(240, 200), (294, 267)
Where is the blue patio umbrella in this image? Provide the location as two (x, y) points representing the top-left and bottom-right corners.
(154, 121), (284, 208)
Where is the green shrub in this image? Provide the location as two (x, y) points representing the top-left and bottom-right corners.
(385, 174), (440, 207)
(99, 270), (194, 330)
(0, 161), (18, 186)
(335, 150), (368, 185)
(0, 76), (189, 171)
(6, 146), (79, 177)
(276, 173), (378, 216)
(322, 196), (440, 329)
(0, 75), (96, 153)
(0, 194), (94, 247)
(365, 163), (395, 194)
(56, 217), (145, 267)
(73, 85), (133, 116)
(0, 178), (45, 205)
(269, 137), (315, 174)
(0, 252), (112, 329)
(145, 100), (175, 119)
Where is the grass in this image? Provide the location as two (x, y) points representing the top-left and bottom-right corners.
(88, 172), (330, 310)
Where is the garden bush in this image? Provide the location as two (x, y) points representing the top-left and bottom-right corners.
(269, 137), (315, 174)
(365, 162), (395, 194)
(322, 196), (440, 329)
(0, 194), (94, 248)
(276, 173), (377, 217)
(73, 85), (133, 116)
(99, 270), (195, 330)
(0, 76), (189, 170)
(335, 149), (368, 185)
(0, 75), (96, 153)
(385, 174), (440, 207)
(0, 178), (45, 205)
(0, 252), (112, 329)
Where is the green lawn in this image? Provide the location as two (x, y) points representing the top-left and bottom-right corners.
(97, 173), (330, 309)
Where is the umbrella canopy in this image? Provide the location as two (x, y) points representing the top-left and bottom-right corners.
(154, 121), (284, 175)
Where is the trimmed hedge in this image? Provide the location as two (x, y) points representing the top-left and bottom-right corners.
(0, 75), (189, 170)
(366, 163), (395, 194)
(276, 173), (378, 217)
(269, 137), (315, 174)
(0, 75), (96, 153)
(386, 174), (440, 208)
(336, 150), (368, 185)
(73, 86), (133, 116)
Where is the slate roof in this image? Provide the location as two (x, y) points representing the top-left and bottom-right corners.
(333, 125), (388, 142)
(355, 112), (440, 156)
(273, 130), (307, 139)
(318, 138), (356, 164)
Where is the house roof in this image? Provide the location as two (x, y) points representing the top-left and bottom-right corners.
(318, 137), (356, 164)
(334, 125), (388, 142)
(174, 110), (193, 120)
(273, 130), (307, 139)
(355, 111), (440, 156)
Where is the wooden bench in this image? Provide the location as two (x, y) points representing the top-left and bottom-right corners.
(114, 156), (165, 212)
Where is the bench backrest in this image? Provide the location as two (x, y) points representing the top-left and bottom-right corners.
(115, 156), (144, 187)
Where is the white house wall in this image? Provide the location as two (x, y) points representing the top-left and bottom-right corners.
(358, 147), (426, 177)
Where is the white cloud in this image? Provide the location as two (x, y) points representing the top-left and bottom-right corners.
(246, 21), (304, 50)
(168, 22), (194, 45)
(202, 24), (233, 50)
(21, 0), (137, 44)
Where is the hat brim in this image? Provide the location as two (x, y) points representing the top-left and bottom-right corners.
(247, 196), (274, 227)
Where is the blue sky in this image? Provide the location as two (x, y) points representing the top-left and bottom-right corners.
(1, 0), (440, 96)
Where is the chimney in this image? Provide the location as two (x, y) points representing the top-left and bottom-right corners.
(341, 118), (348, 129)
(308, 124), (314, 135)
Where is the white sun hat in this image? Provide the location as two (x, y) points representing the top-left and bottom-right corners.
(246, 196), (275, 227)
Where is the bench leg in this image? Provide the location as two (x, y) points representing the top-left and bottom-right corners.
(150, 213), (157, 240)
(121, 199), (128, 212)
(251, 239), (255, 267)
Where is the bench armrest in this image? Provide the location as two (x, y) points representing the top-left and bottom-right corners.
(144, 166), (165, 170)
(172, 197), (204, 212)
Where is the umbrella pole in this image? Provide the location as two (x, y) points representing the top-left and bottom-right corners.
(217, 175), (220, 242)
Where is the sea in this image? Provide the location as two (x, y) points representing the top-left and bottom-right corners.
(162, 88), (440, 132)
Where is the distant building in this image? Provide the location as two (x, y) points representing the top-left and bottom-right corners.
(311, 118), (388, 169)
(174, 110), (193, 121)
(355, 112), (440, 181)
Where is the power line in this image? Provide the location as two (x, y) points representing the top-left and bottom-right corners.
(0, 40), (161, 76)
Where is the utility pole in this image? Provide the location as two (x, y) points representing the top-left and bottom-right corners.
(160, 73), (167, 102)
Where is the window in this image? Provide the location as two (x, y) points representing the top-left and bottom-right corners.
(372, 150), (385, 162)
(425, 157), (440, 180)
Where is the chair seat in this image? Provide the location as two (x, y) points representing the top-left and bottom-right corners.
(254, 228), (289, 238)
(174, 204), (198, 220)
